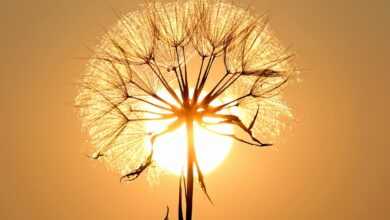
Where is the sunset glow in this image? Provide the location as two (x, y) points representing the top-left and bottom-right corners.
(144, 90), (234, 175)
(145, 120), (233, 175)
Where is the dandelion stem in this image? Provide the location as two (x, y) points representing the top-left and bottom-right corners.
(185, 113), (195, 220)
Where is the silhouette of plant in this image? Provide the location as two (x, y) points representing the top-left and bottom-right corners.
(76, 0), (298, 219)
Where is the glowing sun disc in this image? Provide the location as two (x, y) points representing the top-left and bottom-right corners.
(144, 91), (234, 175)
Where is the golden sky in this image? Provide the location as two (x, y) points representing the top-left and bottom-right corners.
(1, 0), (389, 219)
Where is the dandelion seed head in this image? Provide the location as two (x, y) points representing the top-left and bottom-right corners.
(76, 0), (298, 179)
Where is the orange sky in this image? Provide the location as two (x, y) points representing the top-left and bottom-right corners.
(1, 0), (389, 219)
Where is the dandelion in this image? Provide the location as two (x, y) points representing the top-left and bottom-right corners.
(76, 0), (298, 219)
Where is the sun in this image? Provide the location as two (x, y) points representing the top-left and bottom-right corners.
(144, 90), (234, 175)
(145, 118), (233, 175)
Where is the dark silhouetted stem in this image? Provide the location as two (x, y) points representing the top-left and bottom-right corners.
(185, 114), (195, 220)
